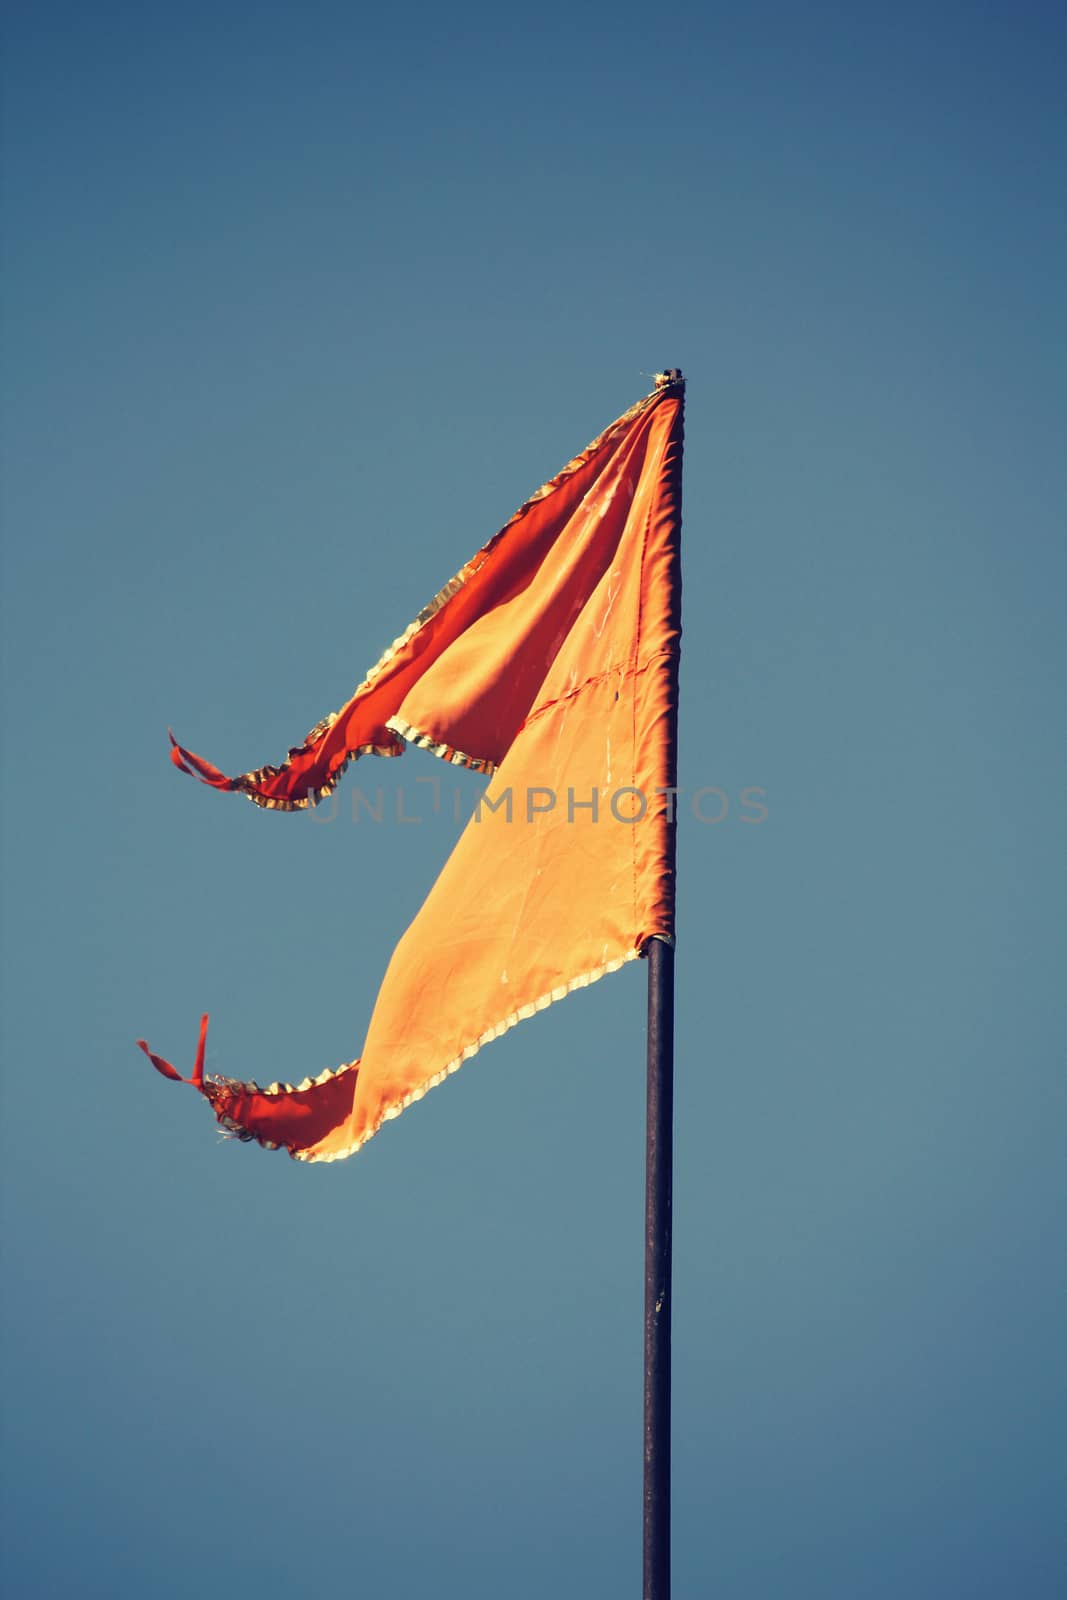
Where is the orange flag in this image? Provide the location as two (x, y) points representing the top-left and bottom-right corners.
(141, 374), (684, 1162)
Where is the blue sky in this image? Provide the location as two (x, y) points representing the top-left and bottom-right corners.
(3, 3), (1065, 1596)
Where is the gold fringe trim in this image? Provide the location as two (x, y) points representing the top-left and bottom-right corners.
(384, 715), (497, 775)
(240, 742), (403, 813)
(231, 381), (680, 810)
(213, 1060), (355, 1100)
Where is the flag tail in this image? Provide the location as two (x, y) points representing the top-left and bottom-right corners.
(136, 1015), (361, 1156)
(168, 732), (236, 791)
(136, 1013), (209, 1087)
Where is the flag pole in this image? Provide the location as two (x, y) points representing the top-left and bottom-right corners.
(644, 934), (675, 1599)
(643, 365), (683, 1600)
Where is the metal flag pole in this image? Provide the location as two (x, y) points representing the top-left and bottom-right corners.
(643, 365), (683, 1600)
(644, 934), (675, 1599)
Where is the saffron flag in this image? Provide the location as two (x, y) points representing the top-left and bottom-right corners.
(140, 374), (684, 1162)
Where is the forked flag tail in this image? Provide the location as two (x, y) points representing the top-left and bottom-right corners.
(141, 373), (684, 1163)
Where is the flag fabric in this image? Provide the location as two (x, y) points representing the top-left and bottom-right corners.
(140, 374), (684, 1162)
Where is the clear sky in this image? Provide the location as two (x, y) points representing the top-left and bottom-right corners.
(2, 3), (1065, 1596)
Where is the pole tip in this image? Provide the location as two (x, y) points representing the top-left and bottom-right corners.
(654, 369), (684, 389)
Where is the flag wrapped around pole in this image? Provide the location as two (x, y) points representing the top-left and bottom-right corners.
(141, 374), (684, 1163)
